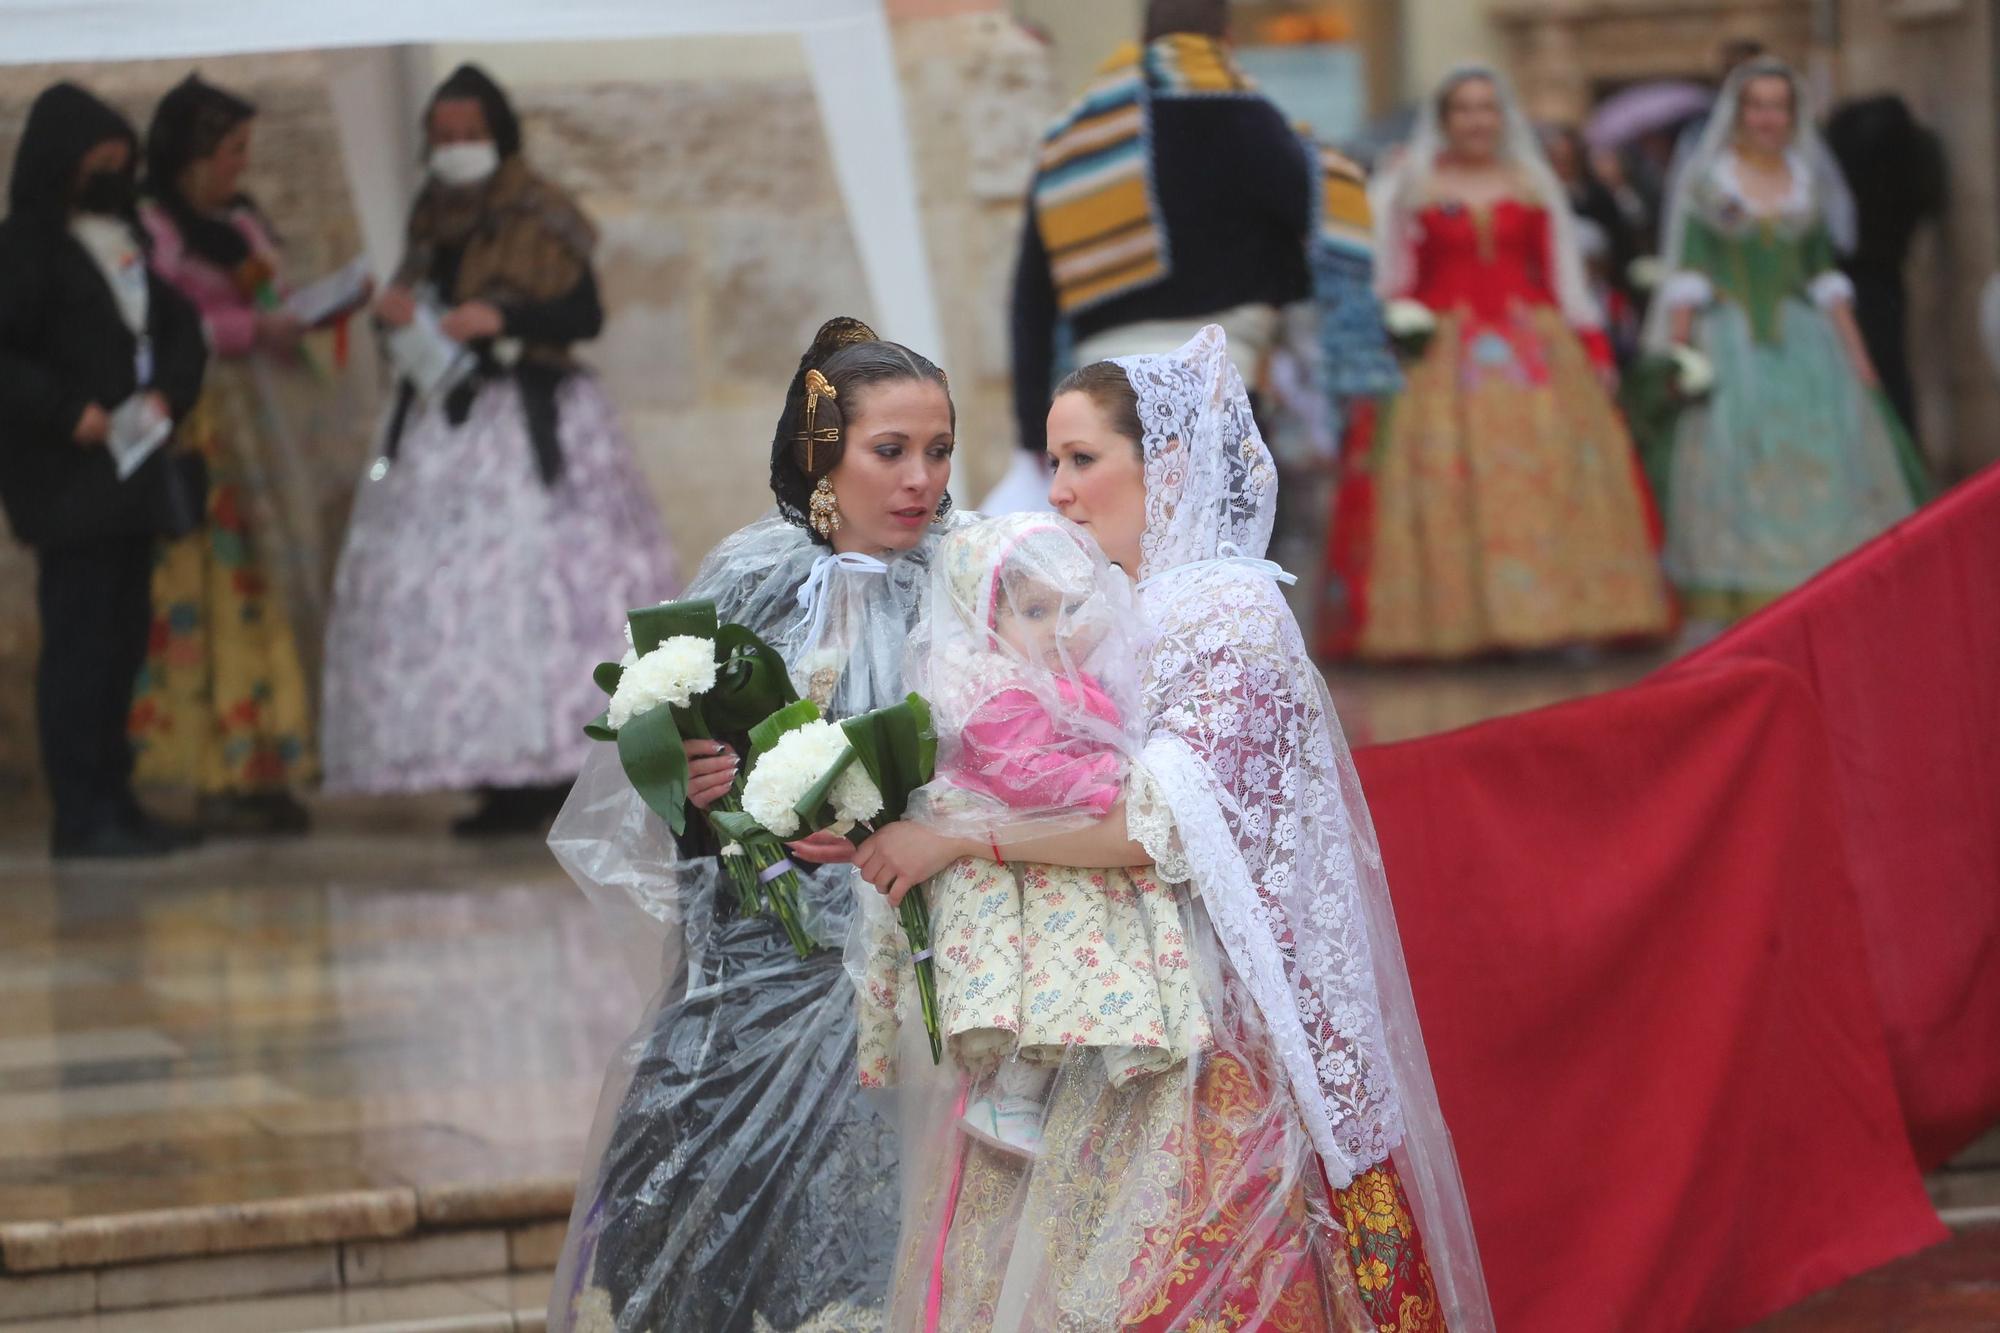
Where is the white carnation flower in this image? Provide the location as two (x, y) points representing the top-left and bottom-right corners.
(740, 719), (884, 839)
(1383, 298), (1437, 338)
(1670, 345), (1715, 398)
(1627, 255), (1666, 293)
(606, 635), (717, 731)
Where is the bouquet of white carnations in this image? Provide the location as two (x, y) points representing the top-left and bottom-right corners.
(585, 598), (801, 916)
(1668, 345), (1715, 401)
(717, 694), (945, 1055)
(1383, 297), (1438, 360)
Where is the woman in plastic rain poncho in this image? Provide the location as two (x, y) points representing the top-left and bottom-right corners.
(853, 326), (1494, 1332)
(547, 316), (962, 1333)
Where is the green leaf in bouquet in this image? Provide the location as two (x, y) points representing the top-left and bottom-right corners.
(616, 701), (691, 836)
(745, 698), (825, 772)
(839, 693), (938, 823)
(583, 708), (616, 743)
(593, 661), (624, 697)
(705, 623), (800, 733)
(707, 808), (767, 844)
(792, 744), (864, 830)
(628, 598), (720, 655)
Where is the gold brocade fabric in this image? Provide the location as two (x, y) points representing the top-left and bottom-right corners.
(909, 997), (1380, 1332)
(1356, 307), (1670, 659)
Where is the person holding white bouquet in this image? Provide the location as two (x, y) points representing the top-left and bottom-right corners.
(1645, 58), (1928, 628)
(546, 317), (963, 1332)
(1322, 65), (1670, 660)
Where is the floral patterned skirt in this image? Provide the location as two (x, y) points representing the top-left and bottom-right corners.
(320, 375), (675, 794)
(892, 970), (1449, 1333)
(859, 858), (1207, 1087)
(1666, 298), (1922, 620)
(130, 371), (315, 793)
(1325, 307), (1669, 660)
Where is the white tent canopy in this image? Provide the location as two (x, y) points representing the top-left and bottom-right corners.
(0, 0), (945, 362)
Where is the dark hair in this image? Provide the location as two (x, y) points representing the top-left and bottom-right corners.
(1053, 361), (1142, 453)
(1144, 0), (1228, 42)
(770, 316), (954, 541)
(1718, 38), (1767, 77)
(145, 74), (259, 271)
(426, 63), (522, 159)
(7, 82), (139, 228)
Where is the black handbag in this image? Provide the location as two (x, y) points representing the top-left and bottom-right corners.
(146, 446), (209, 540)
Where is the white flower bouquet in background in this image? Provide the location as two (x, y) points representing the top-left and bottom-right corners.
(1669, 345), (1715, 401)
(1383, 297), (1439, 360)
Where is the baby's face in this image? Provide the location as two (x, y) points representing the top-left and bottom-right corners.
(992, 577), (1101, 672)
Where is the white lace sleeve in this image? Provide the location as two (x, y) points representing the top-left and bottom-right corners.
(1126, 763), (1192, 886)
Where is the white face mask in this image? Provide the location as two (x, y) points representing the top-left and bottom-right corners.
(429, 141), (499, 188)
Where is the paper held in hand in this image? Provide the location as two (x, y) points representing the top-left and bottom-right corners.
(386, 304), (474, 401)
(284, 256), (371, 327)
(106, 394), (172, 481)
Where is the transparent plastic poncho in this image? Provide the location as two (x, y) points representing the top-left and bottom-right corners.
(905, 513), (1146, 843)
(859, 330), (1496, 1332)
(547, 512), (958, 1333)
(857, 515), (1206, 1086)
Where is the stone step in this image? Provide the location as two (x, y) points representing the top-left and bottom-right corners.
(0, 1276), (551, 1331)
(0, 1182), (570, 1325)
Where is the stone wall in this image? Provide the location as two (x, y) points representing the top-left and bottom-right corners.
(0, 15), (1060, 801)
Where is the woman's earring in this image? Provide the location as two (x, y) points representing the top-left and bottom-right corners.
(809, 475), (842, 538)
(934, 491), (954, 521)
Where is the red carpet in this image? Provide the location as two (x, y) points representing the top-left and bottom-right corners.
(1351, 465), (2000, 1329)
(1673, 463), (2000, 1169)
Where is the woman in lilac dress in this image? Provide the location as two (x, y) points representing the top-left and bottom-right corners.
(321, 65), (675, 833)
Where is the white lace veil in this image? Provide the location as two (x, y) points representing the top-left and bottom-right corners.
(1371, 63), (1602, 331)
(905, 512), (1146, 842)
(1118, 326), (1495, 1330)
(1643, 57), (1855, 352)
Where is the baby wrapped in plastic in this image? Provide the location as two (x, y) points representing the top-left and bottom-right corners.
(856, 513), (1206, 1156)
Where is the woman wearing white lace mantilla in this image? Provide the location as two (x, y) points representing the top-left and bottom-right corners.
(854, 327), (1492, 1331)
(547, 317), (963, 1332)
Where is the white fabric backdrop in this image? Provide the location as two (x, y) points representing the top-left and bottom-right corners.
(0, 0), (946, 363)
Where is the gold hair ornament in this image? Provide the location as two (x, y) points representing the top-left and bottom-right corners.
(798, 368), (841, 473)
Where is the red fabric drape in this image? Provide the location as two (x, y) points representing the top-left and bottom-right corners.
(1669, 462), (2000, 1168)
(1356, 661), (1946, 1333)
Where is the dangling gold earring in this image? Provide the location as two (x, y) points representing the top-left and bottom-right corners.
(809, 475), (842, 538)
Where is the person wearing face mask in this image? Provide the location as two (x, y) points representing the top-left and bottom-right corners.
(1645, 59), (1928, 630)
(0, 81), (210, 859)
(131, 74), (346, 837)
(320, 63), (675, 835)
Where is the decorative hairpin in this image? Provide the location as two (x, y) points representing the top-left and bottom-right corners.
(798, 368), (840, 472)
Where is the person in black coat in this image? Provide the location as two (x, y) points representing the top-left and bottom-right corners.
(0, 82), (209, 858)
(1825, 94), (1947, 443)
